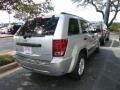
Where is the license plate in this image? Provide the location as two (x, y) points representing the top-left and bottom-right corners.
(23, 47), (32, 55)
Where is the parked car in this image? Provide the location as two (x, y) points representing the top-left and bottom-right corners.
(96, 23), (110, 45)
(14, 12), (100, 79)
(0, 27), (8, 34)
(8, 24), (22, 35)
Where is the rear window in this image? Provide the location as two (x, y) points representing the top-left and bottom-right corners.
(68, 18), (79, 35)
(17, 16), (59, 37)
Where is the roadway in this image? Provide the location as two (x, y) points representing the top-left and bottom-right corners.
(0, 37), (15, 54)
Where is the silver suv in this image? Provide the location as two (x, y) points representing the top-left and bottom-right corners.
(14, 12), (100, 79)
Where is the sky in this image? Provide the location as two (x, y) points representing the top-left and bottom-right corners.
(0, 0), (120, 23)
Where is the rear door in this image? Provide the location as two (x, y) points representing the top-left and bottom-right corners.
(89, 29), (98, 49)
(80, 20), (95, 54)
(15, 16), (59, 61)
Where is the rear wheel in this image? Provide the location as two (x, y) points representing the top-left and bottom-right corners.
(69, 53), (86, 80)
(100, 38), (105, 46)
(106, 35), (110, 41)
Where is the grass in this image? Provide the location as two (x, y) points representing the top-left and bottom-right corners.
(0, 54), (15, 66)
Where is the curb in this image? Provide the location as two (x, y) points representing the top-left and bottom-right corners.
(0, 62), (19, 74)
(0, 51), (16, 55)
(0, 36), (13, 38)
(110, 32), (119, 35)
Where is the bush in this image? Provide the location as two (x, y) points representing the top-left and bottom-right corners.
(0, 54), (15, 66)
(110, 23), (120, 32)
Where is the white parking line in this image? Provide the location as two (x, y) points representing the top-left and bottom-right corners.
(0, 67), (21, 78)
(110, 39), (114, 48)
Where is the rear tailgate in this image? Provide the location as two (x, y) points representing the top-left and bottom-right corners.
(14, 16), (60, 62)
(15, 36), (53, 61)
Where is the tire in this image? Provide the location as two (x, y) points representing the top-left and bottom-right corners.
(95, 41), (100, 52)
(69, 53), (86, 80)
(95, 45), (100, 53)
(106, 37), (109, 41)
(106, 35), (110, 41)
(100, 38), (105, 46)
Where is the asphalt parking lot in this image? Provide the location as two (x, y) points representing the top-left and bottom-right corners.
(0, 33), (120, 90)
(0, 37), (15, 54)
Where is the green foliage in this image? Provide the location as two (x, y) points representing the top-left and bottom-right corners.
(0, 0), (54, 21)
(0, 0), (34, 10)
(110, 23), (120, 32)
(72, 0), (120, 27)
(0, 54), (15, 66)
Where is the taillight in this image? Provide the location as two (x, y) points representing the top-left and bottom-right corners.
(53, 39), (68, 57)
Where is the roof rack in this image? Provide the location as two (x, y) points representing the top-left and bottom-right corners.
(61, 12), (89, 22)
(61, 12), (79, 17)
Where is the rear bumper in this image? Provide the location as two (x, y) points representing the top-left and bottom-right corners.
(14, 55), (72, 76)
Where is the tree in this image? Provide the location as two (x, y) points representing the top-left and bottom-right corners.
(72, 0), (120, 28)
(0, 0), (35, 11)
(13, 0), (53, 21)
(0, 0), (53, 21)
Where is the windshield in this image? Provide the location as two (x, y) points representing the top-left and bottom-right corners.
(17, 16), (59, 37)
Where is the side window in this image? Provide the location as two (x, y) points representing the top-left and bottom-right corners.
(68, 18), (79, 35)
(80, 20), (89, 33)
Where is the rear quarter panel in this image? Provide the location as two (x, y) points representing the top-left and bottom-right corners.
(66, 35), (88, 73)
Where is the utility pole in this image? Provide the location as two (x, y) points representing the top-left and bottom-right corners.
(8, 10), (11, 26)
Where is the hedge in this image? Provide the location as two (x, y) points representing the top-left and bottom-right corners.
(0, 54), (15, 66)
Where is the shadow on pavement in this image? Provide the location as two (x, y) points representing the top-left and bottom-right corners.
(101, 32), (120, 48)
(0, 48), (120, 90)
(101, 39), (120, 48)
(103, 39), (112, 47)
(28, 48), (120, 90)
(112, 40), (120, 47)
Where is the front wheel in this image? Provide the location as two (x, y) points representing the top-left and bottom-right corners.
(69, 54), (86, 80)
(95, 42), (100, 52)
